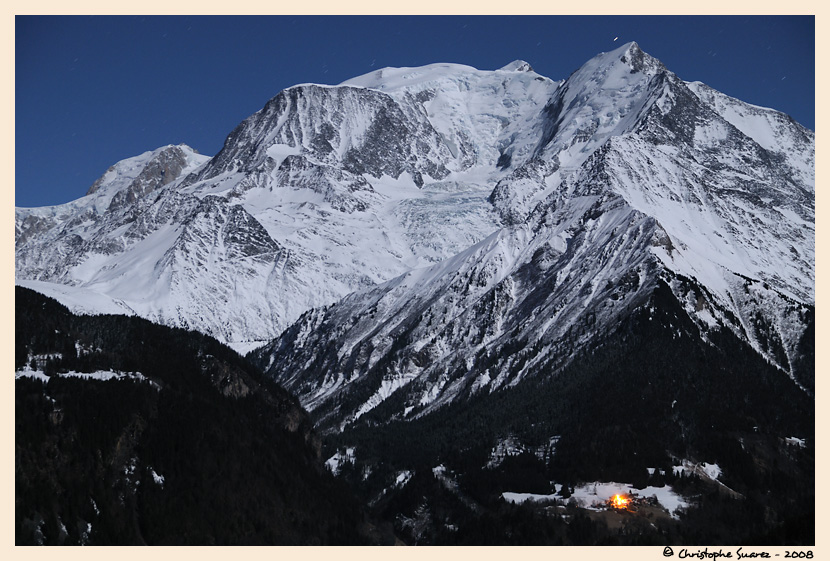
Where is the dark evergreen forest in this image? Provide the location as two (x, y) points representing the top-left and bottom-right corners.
(15, 287), (388, 545)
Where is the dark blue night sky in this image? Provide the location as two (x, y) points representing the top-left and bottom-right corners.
(15, 15), (814, 207)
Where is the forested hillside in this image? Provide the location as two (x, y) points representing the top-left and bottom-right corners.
(15, 286), (389, 545)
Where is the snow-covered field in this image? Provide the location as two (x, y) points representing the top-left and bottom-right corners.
(325, 446), (356, 475)
(16, 367), (157, 388)
(503, 480), (690, 518)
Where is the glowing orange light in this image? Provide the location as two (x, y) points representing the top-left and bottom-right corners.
(610, 494), (630, 509)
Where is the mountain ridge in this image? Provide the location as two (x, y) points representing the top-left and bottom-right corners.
(15, 43), (813, 350)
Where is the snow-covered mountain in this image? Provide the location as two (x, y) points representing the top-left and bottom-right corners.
(17, 42), (813, 409)
(251, 42), (814, 430)
(16, 60), (561, 348)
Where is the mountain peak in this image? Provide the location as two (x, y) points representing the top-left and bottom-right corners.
(571, 41), (666, 81)
(616, 40), (664, 75)
(623, 40), (640, 52)
(499, 60), (534, 73)
(340, 62), (480, 91)
(82, 143), (209, 215)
